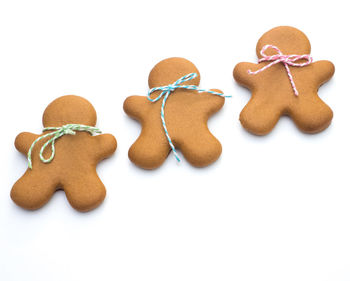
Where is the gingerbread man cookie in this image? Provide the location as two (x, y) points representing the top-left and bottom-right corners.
(234, 26), (334, 135)
(11, 95), (117, 212)
(124, 57), (227, 169)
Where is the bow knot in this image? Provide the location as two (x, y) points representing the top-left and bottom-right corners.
(147, 72), (230, 162)
(248, 45), (313, 96)
(61, 125), (76, 135)
(147, 73), (198, 103)
(27, 124), (101, 169)
(163, 84), (177, 92)
(279, 56), (291, 63)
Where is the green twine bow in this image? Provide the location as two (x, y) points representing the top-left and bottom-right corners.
(27, 124), (101, 169)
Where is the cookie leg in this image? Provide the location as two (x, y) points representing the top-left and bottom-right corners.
(128, 129), (170, 169)
(62, 173), (106, 212)
(11, 171), (58, 210)
(240, 98), (282, 135)
(178, 128), (222, 167)
(290, 97), (333, 133)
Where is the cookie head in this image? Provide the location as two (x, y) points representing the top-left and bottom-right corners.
(42, 95), (97, 127)
(256, 26), (311, 58)
(148, 57), (201, 88)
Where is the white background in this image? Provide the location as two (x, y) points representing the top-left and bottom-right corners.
(0, 0), (349, 280)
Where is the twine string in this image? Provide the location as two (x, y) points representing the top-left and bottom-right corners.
(27, 124), (101, 169)
(248, 44), (313, 96)
(147, 73), (230, 162)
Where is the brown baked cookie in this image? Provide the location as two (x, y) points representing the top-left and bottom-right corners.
(11, 95), (117, 212)
(233, 26), (334, 135)
(124, 57), (225, 169)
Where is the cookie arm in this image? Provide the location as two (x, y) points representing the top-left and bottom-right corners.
(233, 62), (259, 89)
(14, 132), (39, 155)
(123, 95), (150, 121)
(311, 60), (335, 87)
(92, 134), (117, 161)
(198, 89), (225, 115)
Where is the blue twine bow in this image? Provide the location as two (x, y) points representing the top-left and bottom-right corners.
(147, 72), (230, 162)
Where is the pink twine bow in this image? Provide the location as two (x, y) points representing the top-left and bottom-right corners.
(248, 45), (313, 96)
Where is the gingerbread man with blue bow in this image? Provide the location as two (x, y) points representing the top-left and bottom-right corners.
(124, 57), (229, 169)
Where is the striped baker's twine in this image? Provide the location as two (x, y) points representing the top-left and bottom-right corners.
(27, 124), (101, 169)
(147, 72), (230, 162)
(248, 45), (313, 96)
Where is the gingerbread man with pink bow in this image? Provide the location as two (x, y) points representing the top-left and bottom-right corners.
(234, 26), (335, 135)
